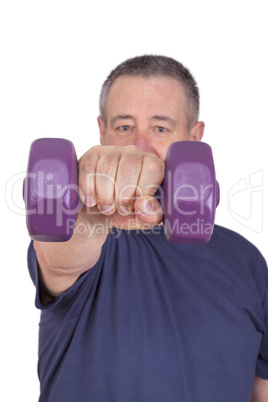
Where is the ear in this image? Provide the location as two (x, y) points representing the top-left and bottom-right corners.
(97, 116), (106, 145)
(189, 121), (205, 142)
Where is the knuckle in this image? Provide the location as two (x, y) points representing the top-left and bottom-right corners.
(120, 160), (139, 178)
(99, 156), (119, 177)
(127, 151), (142, 164)
(79, 145), (100, 160)
(96, 186), (115, 204)
(117, 197), (135, 209)
(125, 144), (140, 154)
(124, 145), (143, 161)
(144, 155), (165, 177)
(78, 165), (94, 190)
(90, 144), (102, 153)
(136, 198), (163, 220)
(97, 197), (114, 207)
(117, 183), (137, 199)
(79, 161), (94, 176)
(120, 150), (142, 176)
(79, 154), (96, 175)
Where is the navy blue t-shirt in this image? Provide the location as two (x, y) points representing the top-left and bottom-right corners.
(28, 225), (268, 402)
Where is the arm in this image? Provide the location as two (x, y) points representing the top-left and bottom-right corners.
(251, 376), (268, 402)
(35, 144), (164, 297)
(34, 207), (108, 297)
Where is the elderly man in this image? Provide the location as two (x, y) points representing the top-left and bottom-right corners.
(28, 55), (268, 401)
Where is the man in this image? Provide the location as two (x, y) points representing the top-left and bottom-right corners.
(28, 55), (268, 401)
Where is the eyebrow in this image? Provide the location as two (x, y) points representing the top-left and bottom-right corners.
(110, 114), (176, 126)
(110, 115), (134, 126)
(151, 115), (176, 126)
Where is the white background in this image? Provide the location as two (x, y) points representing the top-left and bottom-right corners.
(1, 1), (267, 400)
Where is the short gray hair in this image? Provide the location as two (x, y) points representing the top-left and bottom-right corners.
(99, 55), (200, 129)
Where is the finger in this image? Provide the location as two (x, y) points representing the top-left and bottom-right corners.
(95, 148), (121, 215)
(115, 146), (143, 216)
(134, 195), (163, 227)
(78, 146), (100, 207)
(136, 154), (165, 199)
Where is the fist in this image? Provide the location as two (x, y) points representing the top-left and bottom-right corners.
(78, 145), (165, 229)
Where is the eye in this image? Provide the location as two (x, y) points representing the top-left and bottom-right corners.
(156, 126), (167, 133)
(117, 125), (130, 132)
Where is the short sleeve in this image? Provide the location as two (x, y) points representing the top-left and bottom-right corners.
(27, 241), (76, 310)
(255, 255), (268, 379)
(27, 240), (103, 311)
(27, 240), (52, 309)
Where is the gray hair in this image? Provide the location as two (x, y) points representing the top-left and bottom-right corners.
(99, 55), (200, 129)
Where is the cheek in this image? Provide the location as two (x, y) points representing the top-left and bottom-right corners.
(154, 137), (187, 160)
(152, 141), (171, 160)
(103, 133), (131, 147)
(101, 130), (116, 146)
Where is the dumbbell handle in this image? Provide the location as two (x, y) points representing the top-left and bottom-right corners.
(23, 138), (219, 244)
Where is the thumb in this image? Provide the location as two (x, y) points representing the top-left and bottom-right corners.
(134, 195), (163, 228)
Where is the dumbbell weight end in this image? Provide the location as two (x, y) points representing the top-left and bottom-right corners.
(162, 141), (219, 245)
(23, 138), (82, 242)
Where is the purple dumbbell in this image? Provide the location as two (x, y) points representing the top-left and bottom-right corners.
(162, 141), (220, 244)
(23, 138), (219, 244)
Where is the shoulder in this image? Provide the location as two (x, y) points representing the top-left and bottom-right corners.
(212, 224), (266, 262)
(208, 225), (267, 288)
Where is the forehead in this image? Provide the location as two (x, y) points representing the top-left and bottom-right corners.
(105, 75), (187, 118)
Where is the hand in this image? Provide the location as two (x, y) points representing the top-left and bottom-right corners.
(78, 145), (165, 230)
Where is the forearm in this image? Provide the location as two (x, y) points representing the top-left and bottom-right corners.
(251, 376), (268, 402)
(34, 208), (109, 296)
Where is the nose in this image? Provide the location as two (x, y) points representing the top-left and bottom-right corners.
(134, 133), (156, 155)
